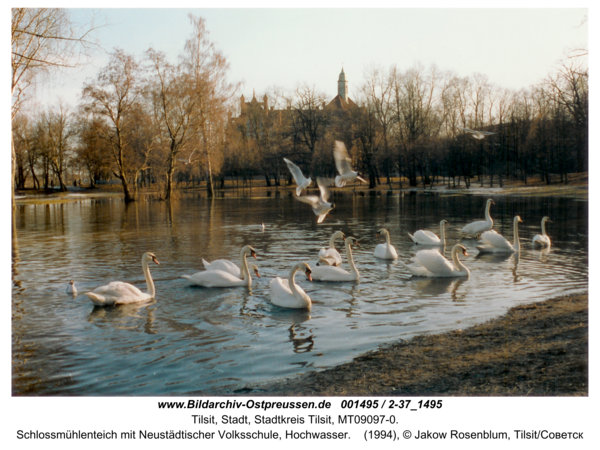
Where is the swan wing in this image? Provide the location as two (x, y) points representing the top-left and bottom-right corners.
(374, 243), (398, 259)
(319, 248), (342, 265)
(311, 265), (351, 281)
(86, 281), (149, 305)
(532, 234), (551, 246)
(478, 230), (513, 251)
(183, 269), (244, 287)
(203, 259), (240, 277)
(415, 250), (456, 276)
(413, 230), (440, 244)
(461, 219), (492, 235)
(333, 141), (353, 175)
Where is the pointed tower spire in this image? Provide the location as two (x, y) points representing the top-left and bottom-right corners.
(338, 67), (348, 101)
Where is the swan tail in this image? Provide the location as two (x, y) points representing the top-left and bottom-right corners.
(202, 259), (210, 269)
(85, 292), (107, 306)
(408, 233), (417, 244)
(181, 275), (192, 280)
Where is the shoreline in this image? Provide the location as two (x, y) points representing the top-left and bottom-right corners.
(245, 293), (588, 397)
(14, 173), (589, 204)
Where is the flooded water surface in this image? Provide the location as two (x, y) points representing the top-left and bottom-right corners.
(12, 191), (588, 395)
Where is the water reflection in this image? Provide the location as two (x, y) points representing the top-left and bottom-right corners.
(12, 192), (588, 395)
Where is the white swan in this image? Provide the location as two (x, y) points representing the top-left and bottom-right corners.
(407, 244), (470, 278)
(201, 258), (260, 280)
(183, 246), (257, 287)
(477, 216), (523, 253)
(85, 252), (160, 306)
(312, 237), (360, 281)
(532, 216), (552, 248)
(461, 199), (495, 237)
(66, 280), (77, 296)
(270, 262), (313, 309)
(333, 140), (367, 187)
(374, 228), (398, 260)
(296, 177), (335, 223)
(284, 158), (312, 196)
(409, 220), (448, 246)
(458, 127), (497, 139)
(317, 230), (346, 266)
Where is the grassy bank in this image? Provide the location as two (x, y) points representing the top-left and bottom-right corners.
(249, 293), (588, 397)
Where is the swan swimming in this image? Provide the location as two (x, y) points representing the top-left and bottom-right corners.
(461, 199), (495, 237)
(407, 244), (470, 278)
(283, 158), (312, 196)
(202, 258), (260, 280)
(374, 228), (398, 260)
(66, 280), (77, 296)
(532, 216), (552, 248)
(270, 262), (313, 309)
(183, 246), (257, 287)
(202, 245), (261, 279)
(312, 237), (360, 281)
(409, 220), (448, 246)
(333, 140), (367, 187)
(317, 230), (346, 266)
(477, 216), (523, 253)
(296, 177), (335, 223)
(85, 252), (160, 306)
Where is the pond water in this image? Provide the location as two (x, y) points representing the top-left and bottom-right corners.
(12, 191), (588, 396)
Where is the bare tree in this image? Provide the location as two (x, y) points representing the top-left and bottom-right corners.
(288, 83), (329, 155)
(146, 48), (200, 200)
(81, 49), (151, 202)
(181, 14), (238, 197)
(11, 8), (100, 203)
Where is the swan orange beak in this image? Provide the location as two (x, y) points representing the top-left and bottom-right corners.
(306, 270), (313, 282)
(152, 257), (160, 265)
(251, 250), (257, 260)
(254, 268), (260, 278)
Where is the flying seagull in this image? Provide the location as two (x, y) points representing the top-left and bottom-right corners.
(458, 127), (497, 140)
(283, 158), (312, 196)
(333, 140), (367, 187)
(296, 177), (335, 224)
(178, 149), (196, 164)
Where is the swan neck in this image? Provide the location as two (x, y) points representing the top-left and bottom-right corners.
(329, 235), (337, 249)
(346, 241), (359, 276)
(240, 251), (251, 285)
(485, 202), (492, 223)
(384, 232), (391, 245)
(142, 257), (155, 297)
(288, 266), (300, 296)
(513, 218), (520, 251)
(452, 247), (468, 274)
(541, 220), (547, 236)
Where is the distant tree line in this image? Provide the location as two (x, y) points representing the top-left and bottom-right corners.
(13, 11), (587, 202)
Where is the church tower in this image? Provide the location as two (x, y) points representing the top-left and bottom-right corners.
(337, 68), (348, 102)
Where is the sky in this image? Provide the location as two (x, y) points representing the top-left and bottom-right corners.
(29, 6), (588, 110)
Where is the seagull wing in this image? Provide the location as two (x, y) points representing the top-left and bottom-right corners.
(283, 158), (308, 185)
(316, 177), (332, 202)
(333, 141), (353, 175)
(296, 194), (320, 208)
